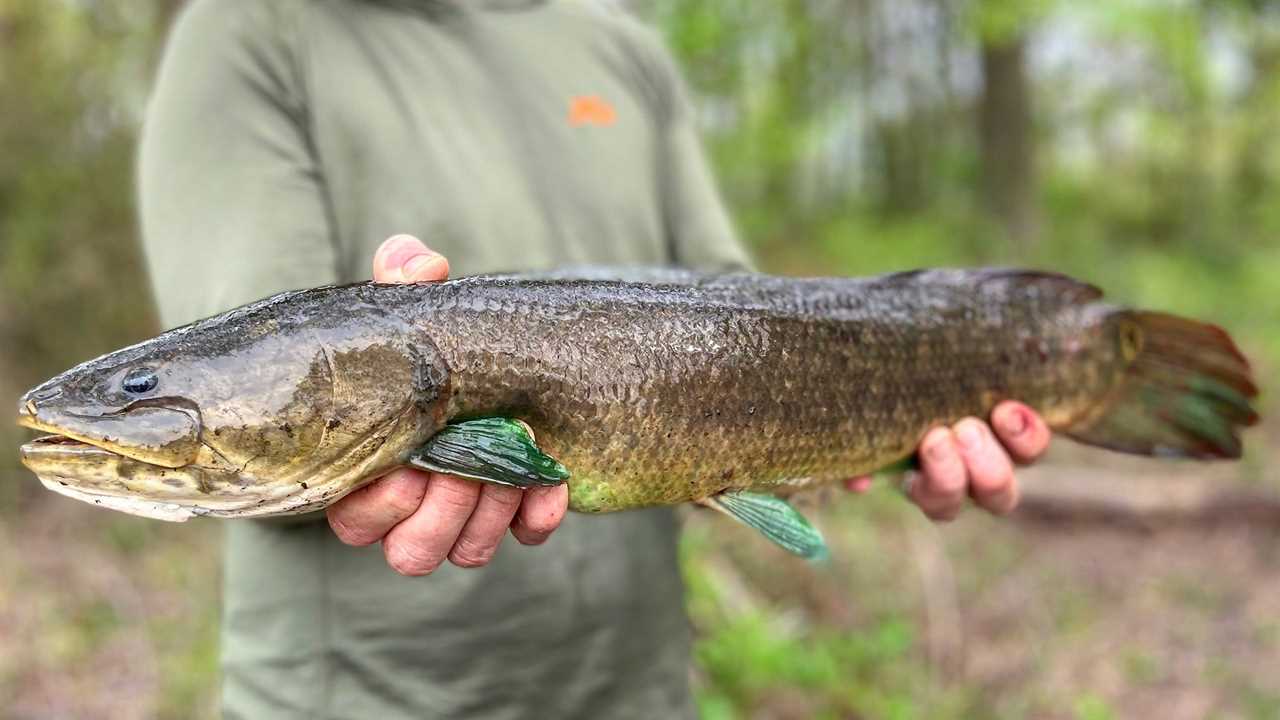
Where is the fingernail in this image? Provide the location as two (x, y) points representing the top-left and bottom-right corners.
(956, 422), (982, 450)
(379, 235), (428, 273)
(1000, 409), (1027, 437)
(401, 253), (438, 279)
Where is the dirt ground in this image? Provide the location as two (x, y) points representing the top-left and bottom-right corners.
(685, 444), (1280, 719)
(2, 443), (1277, 719)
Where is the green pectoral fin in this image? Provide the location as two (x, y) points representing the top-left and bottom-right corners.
(408, 418), (570, 488)
(701, 492), (829, 562)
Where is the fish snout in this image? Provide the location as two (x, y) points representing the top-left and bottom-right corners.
(17, 384), (65, 427)
(17, 397), (34, 424)
(87, 406), (205, 468)
(18, 396), (203, 469)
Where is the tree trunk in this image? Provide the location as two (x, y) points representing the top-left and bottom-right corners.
(978, 35), (1039, 252)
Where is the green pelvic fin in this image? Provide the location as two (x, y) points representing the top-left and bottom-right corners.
(409, 418), (570, 488)
(701, 492), (829, 562)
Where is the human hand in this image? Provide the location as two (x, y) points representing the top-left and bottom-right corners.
(843, 402), (1050, 521)
(326, 235), (569, 575)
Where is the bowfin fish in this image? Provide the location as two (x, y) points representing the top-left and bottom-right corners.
(15, 269), (1260, 557)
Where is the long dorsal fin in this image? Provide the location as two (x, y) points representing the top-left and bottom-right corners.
(408, 418), (570, 488)
(699, 492), (829, 561)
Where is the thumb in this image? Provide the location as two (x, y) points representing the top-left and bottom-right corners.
(373, 234), (450, 284)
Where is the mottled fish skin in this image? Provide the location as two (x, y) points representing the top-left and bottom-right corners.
(17, 268), (1257, 519)
(424, 269), (1126, 511)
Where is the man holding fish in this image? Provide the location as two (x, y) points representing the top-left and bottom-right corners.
(132, 0), (1048, 717)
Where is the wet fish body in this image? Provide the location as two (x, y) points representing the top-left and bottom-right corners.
(16, 269), (1259, 529)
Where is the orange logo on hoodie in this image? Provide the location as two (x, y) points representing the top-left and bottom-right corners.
(568, 95), (616, 127)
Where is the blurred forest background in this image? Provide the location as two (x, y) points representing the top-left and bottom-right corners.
(1, 0), (1278, 717)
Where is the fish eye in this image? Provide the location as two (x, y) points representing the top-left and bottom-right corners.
(122, 367), (159, 395)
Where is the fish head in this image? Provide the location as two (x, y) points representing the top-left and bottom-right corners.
(17, 288), (445, 520)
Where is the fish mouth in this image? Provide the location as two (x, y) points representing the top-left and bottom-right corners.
(21, 433), (128, 460)
(18, 435), (204, 521)
(16, 408), (377, 522)
(17, 432), (303, 521)
(16, 404), (199, 469)
(17, 431), (344, 522)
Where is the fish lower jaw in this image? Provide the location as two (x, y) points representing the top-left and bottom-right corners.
(28, 457), (348, 519)
(22, 435), (357, 519)
(33, 472), (351, 521)
(20, 429), (196, 475)
(38, 475), (201, 522)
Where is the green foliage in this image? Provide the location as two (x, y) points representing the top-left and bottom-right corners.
(2, 0), (1279, 717)
(1073, 693), (1118, 720)
(679, 507), (974, 719)
(695, 613), (917, 718)
(1241, 684), (1280, 720)
(966, 0), (1055, 43)
(0, 0), (163, 506)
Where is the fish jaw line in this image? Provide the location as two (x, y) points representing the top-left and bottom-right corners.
(37, 475), (199, 522)
(20, 434), (376, 520)
(18, 434), (280, 519)
(20, 432), (159, 472)
(25, 451), (313, 520)
(18, 407), (423, 521)
(16, 414), (190, 469)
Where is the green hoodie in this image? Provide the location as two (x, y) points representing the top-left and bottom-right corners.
(138, 0), (748, 717)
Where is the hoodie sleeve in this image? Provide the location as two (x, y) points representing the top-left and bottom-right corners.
(659, 88), (755, 272)
(619, 21), (754, 273)
(138, 0), (338, 329)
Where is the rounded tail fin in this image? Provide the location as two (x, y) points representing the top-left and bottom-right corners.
(1065, 311), (1260, 459)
